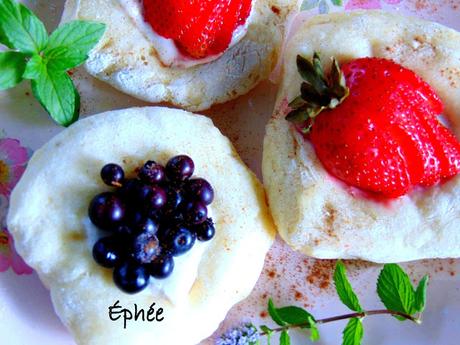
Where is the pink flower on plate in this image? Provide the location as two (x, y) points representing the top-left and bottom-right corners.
(0, 138), (29, 197)
(345, 0), (402, 10)
(0, 228), (33, 275)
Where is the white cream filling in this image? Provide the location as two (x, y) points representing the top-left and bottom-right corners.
(83, 212), (211, 305)
(116, 0), (253, 68)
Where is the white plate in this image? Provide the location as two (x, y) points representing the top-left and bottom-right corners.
(0, 1), (459, 344)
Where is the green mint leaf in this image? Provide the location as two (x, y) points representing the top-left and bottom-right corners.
(342, 318), (364, 345)
(0, 51), (26, 90)
(31, 63), (80, 126)
(301, 0), (320, 10)
(45, 20), (106, 71)
(280, 330), (291, 345)
(334, 260), (363, 312)
(277, 306), (315, 328)
(23, 54), (43, 80)
(44, 46), (74, 71)
(0, 25), (13, 48)
(0, 0), (48, 54)
(377, 264), (416, 319)
(331, 0), (343, 6)
(260, 326), (273, 345)
(414, 275), (429, 313)
(268, 299), (287, 326)
(308, 316), (320, 342)
(268, 299), (316, 328)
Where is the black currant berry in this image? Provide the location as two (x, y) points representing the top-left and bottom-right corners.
(135, 184), (153, 204)
(92, 236), (125, 268)
(183, 200), (207, 225)
(88, 192), (126, 230)
(194, 218), (216, 241)
(138, 160), (165, 184)
(115, 225), (135, 237)
(119, 179), (142, 201)
(162, 225), (196, 256)
(100, 163), (124, 187)
(113, 261), (149, 294)
(165, 155), (194, 181)
(129, 213), (158, 235)
(148, 253), (175, 279)
(147, 186), (167, 210)
(185, 178), (214, 205)
(163, 186), (183, 213)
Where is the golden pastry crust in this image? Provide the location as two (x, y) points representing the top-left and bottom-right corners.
(263, 11), (460, 263)
(61, 0), (299, 111)
(7, 107), (275, 344)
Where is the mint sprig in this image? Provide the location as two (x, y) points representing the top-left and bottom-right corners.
(0, 0), (105, 126)
(342, 317), (364, 345)
(377, 263), (429, 320)
(414, 275), (429, 313)
(0, 51), (26, 90)
(0, 0), (47, 53)
(334, 260), (363, 312)
(219, 261), (429, 345)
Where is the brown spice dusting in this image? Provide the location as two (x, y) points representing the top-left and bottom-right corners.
(413, 0), (439, 12)
(271, 6), (281, 15)
(294, 290), (304, 301)
(306, 259), (336, 290)
(260, 311), (268, 318)
(268, 269), (276, 279)
(323, 203), (338, 239)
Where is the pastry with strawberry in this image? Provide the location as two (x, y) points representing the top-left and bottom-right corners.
(263, 11), (460, 262)
(61, 0), (299, 110)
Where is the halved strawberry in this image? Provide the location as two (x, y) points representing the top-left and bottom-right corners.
(142, 0), (252, 59)
(287, 55), (460, 198)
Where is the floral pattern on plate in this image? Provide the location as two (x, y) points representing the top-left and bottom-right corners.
(0, 136), (33, 275)
(0, 227), (33, 275)
(0, 137), (29, 198)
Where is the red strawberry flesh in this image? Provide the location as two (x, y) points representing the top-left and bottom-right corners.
(309, 57), (460, 198)
(142, 0), (252, 59)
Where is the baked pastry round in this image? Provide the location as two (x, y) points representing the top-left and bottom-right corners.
(61, 0), (299, 111)
(7, 107), (275, 344)
(263, 11), (460, 263)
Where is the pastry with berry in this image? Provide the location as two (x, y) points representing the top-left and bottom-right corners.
(8, 107), (275, 344)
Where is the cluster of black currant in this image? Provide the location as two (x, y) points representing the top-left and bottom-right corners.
(89, 155), (216, 294)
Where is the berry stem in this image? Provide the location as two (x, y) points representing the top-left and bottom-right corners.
(260, 309), (420, 335)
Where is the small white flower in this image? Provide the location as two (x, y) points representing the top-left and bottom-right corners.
(216, 323), (259, 345)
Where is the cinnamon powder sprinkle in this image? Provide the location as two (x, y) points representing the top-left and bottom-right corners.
(306, 259), (336, 290)
(294, 290), (304, 301)
(271, 6), (280, 15)
(267, 269), (276, 279)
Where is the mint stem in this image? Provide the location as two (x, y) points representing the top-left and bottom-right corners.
(261, 309), (419, 335)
